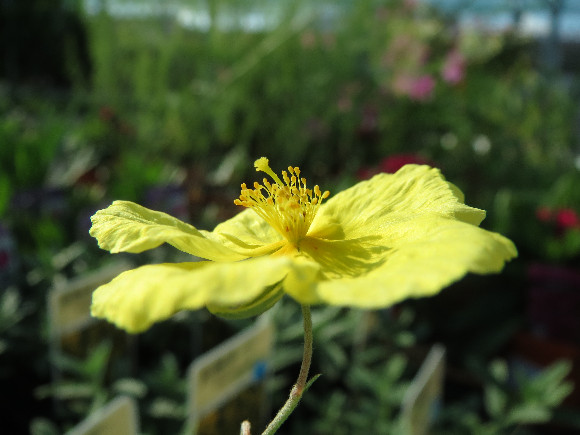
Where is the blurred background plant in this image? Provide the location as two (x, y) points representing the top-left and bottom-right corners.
(2, 0), (580, 433)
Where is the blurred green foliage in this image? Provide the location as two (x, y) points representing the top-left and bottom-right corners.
(0, 0), (90, 86)
(78, 0), (578, 183)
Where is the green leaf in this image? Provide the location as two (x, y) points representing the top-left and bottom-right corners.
(484, 384), (508, 419)
(29, 418), (60, 435)
(544, 382), (575, 408)
(384, 353), (407, 382)
(521, 360), (573, 406)
(489, 359), (509, 383)
(35, 382), (95, 401)
(149, 397), (185, 419)
(83, 341), (113, 379)
(112, 378), (148, 399)
(484, 359), (509, 418)
(0, 174), (10, 218)
(507, 403), (551, 425)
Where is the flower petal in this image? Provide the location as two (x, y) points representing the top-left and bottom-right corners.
(211, 208), (284, 256)
(91, 256), (293, 333)
(313, 217), (517, 308)
(309, 165), (485, 241)
(208, 281), (284, 319)
(299, 236), (388, 279)
(281, 256), (324, 305)
(90, 201), (248, 261)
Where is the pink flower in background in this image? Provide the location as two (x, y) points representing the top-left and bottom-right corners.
(393, 74), (436, 101)
(441, 49), (466, 84)
(408, 75), (436, 100)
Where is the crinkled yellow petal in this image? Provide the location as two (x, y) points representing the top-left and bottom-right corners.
(280, 255), (323, 305)
(90, 201), (249, 261)
(312, 217), (517, 308)
(308, 165), (485, 241)
(91, 256), (294, 333)
(299, 236), (388, 279)
(211, 208), (285, 257)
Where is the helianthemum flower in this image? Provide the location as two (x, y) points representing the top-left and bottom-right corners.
(89, 157), (516, 333)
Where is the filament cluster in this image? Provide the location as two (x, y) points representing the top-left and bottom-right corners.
(234, 158), (330, 244)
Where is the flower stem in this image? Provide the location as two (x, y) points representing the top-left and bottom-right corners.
(240, 420), (251, 435)
(261, 304), (314, 435)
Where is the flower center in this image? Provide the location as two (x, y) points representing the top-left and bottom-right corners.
(234, 157), (330, 244)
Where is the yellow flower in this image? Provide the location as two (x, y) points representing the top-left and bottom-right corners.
(89, 158), (516, 333)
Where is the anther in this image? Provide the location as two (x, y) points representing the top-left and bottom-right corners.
(235, 158), (331, 243)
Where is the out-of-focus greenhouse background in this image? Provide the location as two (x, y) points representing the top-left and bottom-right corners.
(1, 0), (580, 433)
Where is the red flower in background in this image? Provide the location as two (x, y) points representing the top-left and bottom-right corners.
(356, 166), (380, 180)
(536, 206), (580, 233)
(441, 49), (466, 85)
(357, 153), (434, 180)
(380, 153), (433, 173)
(556, 208), (580, 230)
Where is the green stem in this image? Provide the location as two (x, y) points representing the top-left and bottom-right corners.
(261, 305), (313, 435)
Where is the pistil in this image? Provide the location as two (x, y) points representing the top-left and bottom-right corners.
(234, 158), (330, 245)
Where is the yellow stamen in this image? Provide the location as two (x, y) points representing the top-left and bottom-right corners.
(234, 157), (330, 244)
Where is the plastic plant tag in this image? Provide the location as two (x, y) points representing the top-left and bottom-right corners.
(47, 261), (135, 409)
(186, 315), (274, 434)
(48, 261), (132, 338)
(66, 396), (139, 435)
(401, 344), (446, 435)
